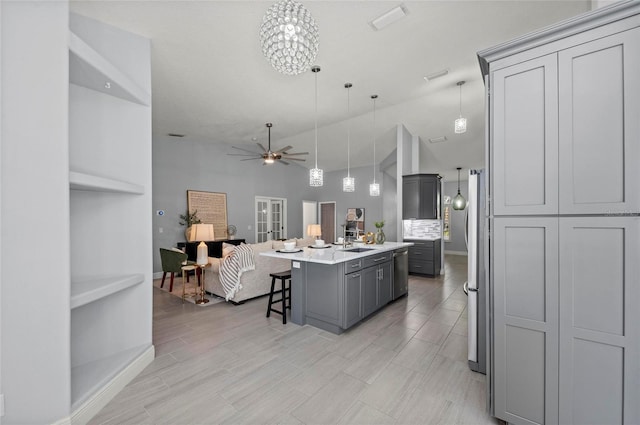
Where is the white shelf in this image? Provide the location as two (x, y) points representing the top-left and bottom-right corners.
(71, 274), (144, 309)
(71, 344), (149, 410)
(69, 31), (150, 106)
(69, 171), (144, 194)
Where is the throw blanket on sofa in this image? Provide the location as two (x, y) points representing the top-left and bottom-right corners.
(219, 244), (255, 301)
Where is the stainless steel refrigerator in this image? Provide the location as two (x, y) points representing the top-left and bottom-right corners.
(465, 169), (487, 374)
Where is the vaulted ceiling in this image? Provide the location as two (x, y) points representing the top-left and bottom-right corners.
(70, 0), (591, 181)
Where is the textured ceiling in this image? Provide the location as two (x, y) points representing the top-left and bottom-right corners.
(70, 0), (591, 181)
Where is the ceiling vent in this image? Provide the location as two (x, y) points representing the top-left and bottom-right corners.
(369, 4), (409, 31)
(428, 136), (448, 144)
(424, 69), (449, 82)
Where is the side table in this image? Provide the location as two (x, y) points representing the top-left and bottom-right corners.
(194, 263), (210, 305)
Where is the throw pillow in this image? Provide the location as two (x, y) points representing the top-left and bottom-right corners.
(222, 242), (236, 258)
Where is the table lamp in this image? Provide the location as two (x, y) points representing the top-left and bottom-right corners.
(192, 223), (215, 265)
(307, 224), (322, 240)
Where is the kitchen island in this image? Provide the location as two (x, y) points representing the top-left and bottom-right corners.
(261, 242), (412, 334)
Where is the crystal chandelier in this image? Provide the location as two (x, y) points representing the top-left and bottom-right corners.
(343, 83), (355, 192)
(453, 167), (466, 210)
(309, 66), (323, 187)
(454, 81), (467, 134)
(369, 95), (380, 197)
(260, 0), (319, 76)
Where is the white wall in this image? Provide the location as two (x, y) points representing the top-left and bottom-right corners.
(1, 1), (71, 423)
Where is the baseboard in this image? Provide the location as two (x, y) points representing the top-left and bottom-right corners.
(445, 250), (468, 256)
(152, 271), (164, 279)
(70, 345), (155, 425)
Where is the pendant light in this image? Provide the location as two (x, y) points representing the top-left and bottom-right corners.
(309, 65), (323, 187)
(369, 95), (380, 197)
(342, 83), (355, 192)
(454, 81), (467, 134)
(452, 167), (466, 210)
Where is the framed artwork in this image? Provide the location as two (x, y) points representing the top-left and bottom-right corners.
(346, 208), (365, 237)
(187, 190), (228, 239)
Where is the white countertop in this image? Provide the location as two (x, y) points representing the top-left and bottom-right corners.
(260, 241), (413, 265)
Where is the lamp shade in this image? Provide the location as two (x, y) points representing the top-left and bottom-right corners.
(192, 223), (215, 241)
(307, 224), (322, 238)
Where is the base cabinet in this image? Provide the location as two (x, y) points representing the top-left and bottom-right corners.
(407, 239), (441, 276)
(344, 271), (363, 329)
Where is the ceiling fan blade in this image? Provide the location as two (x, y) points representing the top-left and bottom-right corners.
(274, 145), (293, 153)
(228, 153), (263, 157)
(278, 159), (290, 165)
(240, 157), (262, 161)
(256, 143), (268, 153)
(232, 145), (262, 155)
(281, 157), (305, 161)
(280, 152), (309, 156)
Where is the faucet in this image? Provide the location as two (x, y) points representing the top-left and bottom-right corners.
(340, 223), (351, 249)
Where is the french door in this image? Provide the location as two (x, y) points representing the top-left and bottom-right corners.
(255, 197), (287, 243)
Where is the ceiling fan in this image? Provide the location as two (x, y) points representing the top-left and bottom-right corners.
(229, 123), (308, 165)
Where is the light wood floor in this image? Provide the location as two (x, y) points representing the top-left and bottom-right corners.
(90, 255), (503, 425)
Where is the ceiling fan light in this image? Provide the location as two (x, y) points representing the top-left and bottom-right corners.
(343, 176), (355, 192)
(455, 117), (467, 134)
(369, 183), (380, 197)
(310, 167), (323, 187)
(264, 157), (275, 164)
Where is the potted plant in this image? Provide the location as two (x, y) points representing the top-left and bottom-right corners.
(374, 220), (386, 244)
(179, 210), (201, 241)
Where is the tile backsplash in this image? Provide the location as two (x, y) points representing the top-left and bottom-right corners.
(403, 219), (442, 240)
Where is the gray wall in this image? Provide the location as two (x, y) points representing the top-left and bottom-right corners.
(442, 180), (469, 254)
(153, 135), (315, 272)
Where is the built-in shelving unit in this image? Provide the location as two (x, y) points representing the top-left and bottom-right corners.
(69, 171), (145, 194)
(68, 13), (153, 423)
(70, 274), (144, 309)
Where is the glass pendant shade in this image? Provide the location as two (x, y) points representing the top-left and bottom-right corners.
(369, 183), (380, 197)
(452, 191), (466, 210)
(310, 167), (323, 187)
(454, 116), (467, 134)
(260, 0), (319, 76)
(343, 82), (355, 193)
(454, 81), (467, 134)
(309, 66), (323, 187)
(452, 167), (466, 210)
(343, 176), (355, 192)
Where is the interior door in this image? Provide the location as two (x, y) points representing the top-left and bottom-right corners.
(319, 202), (336, 243)
(255, 197), (287, 242)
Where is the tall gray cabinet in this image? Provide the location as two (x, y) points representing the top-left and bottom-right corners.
(478, 2), (640, 424)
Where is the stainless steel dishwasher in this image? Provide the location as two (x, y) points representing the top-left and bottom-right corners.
(393, 248), (409, 299)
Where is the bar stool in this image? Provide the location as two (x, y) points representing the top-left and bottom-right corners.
(266, 270), (291, 324)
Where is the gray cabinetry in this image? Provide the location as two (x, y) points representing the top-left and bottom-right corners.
(362, 266), (379, 318)
(402, 174), (441, 219)
(343, 271), (362, 329)
(492, 218), (559, 424)
(407, 239), (441, 276)
(480, 5), (640, 424)
(362, 252), (393, 318)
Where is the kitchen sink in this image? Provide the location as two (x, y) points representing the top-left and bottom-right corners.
(343, 247), (374, 253)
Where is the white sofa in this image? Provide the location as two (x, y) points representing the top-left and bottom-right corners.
(205, 237), (315, 303)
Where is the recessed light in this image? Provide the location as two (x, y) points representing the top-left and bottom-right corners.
(168, 133), (185, 138)
(424, 69), (449, 82)
(369, 4), (409, 31)
(428, 136), (448, 144)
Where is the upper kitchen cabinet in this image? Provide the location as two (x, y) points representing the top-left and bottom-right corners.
(491, 54), (559, 216)
(402, 174), (441, 219)
(488, 12), (640, 217)
(558, 27), (640, 215)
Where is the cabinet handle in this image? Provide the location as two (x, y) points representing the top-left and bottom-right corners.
(351, 262), (361, 268)
(350, 273), (361, 278)
(380, 269), (384, 279)
(373, 257), (386, 262)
